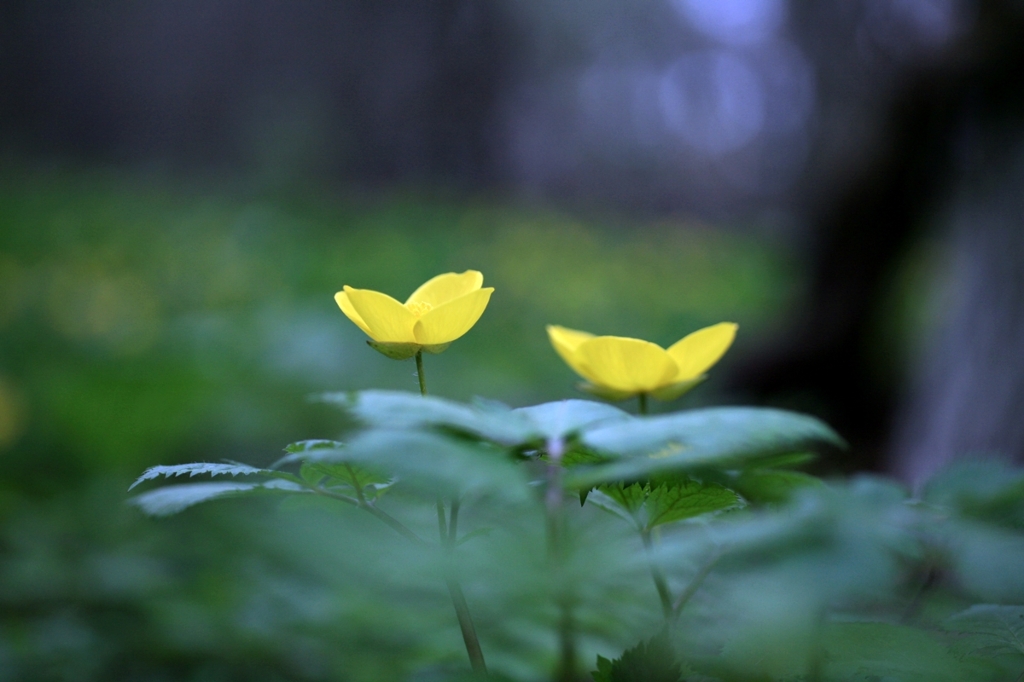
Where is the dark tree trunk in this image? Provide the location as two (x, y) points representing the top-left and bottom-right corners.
(728, 0), (1024, 475)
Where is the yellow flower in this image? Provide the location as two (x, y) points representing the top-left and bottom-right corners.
(546, 322), (738, 401)
(335, 271), (493, 359)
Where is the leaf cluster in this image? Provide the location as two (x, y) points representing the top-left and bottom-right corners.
(127, 392), (1024, 682)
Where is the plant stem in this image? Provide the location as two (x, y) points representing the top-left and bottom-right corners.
(445, 577), (488, 674)
(671, 549), (721, 622)
(545, 440), (579, 682)
(449, 497), (461, 545)
(640, 529), (673, 619)
(415, 350), (427, 396)
(638, 392), (648, 415)
(313, 487), (429, 546)
(416, 351), (487, 675)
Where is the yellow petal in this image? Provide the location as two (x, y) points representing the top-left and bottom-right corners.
(343, 286), (418, 343)
(546, 325), (600, 383)
(334, 291), (373, 336)
(576, 336), (679, 393)
(413, 288), (493, 345)
(666, 322), (738, 380)
(405, 270), (484, 307)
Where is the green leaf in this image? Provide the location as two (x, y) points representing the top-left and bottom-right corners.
(820, 622), (989, 682)
(749, 451), (817, 469)
(586, 485), (647, 526)
(289, 428), (532, 502)
(455, 527), (493, 547)
(512, 399), (631, 441)
(568, 407), (843, 488)
(129, 462), (283, 490)
(731, 469), (824, 505)
(923, 460), (1024, 529)
(588, 479), (741, 530)
(591, 633), (683, 682)
(303, 461), (394, 500)
(325, 391), (634, 448)
(644, 479), (741, 528)
(602, 482), (648, 515)
(284, 439), (345, 454)
(128, 479), (306, 516)
(945, 604), (1024, 659)
(276, 443), (346, 469)
(323, 390), (533, 445)
(592, 655), (615, 682)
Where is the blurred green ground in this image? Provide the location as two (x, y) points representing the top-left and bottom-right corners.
(0, 164), (800, 680)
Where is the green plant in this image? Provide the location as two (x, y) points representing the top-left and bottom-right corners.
(128, 274), (1024, 682)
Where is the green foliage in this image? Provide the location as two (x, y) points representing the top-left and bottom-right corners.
(128, 479), (307, 516)
(567, 407), (843, 487)
(592, 633), (683, 682)
(589, 479), (741, 531)
(730, 468), (824, 504)
(819, 622), (988, 682)
(129, 462), (293, 489)
(924, 459), (1024, 529)
(945, 604), (1024, 661)
(122, 389), (1024, 681)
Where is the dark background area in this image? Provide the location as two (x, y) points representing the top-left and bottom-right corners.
(1, 1), (1023, 679)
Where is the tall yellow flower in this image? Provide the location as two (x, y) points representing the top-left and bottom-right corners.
(546, 322), (738, 401)
(336, 271), (493, 359)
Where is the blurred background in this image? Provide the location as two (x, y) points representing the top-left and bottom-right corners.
(0, 0), (1023, 679)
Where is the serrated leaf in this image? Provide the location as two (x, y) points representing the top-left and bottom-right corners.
(129, 462), (272, 491)
(732, 469), (824, 505)
(592, 655), (614, 682)
(284, 439), (345, 454)
(303, 461), (394, 500)
(568, 408), (843, 488)
(586, 488), (644, 526)
(602, 482), (648, 515)
(945, 605), (1024, 658)
(645, 479), (741, 528)
(592, 633), (682, 682)
(128, 479), (306, 516)
(279, 440), (347, 470)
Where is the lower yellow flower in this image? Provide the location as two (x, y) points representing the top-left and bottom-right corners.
(546, 322), (738, 401)
(336, 271), (493, 359)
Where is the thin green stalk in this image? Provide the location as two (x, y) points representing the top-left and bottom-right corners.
(416, 351), (487, 675)
(546, 440), (579, 682)
(415, 350), (427, 396)
(638, 392), (648, 415)
(313, 486), (428, 546)
(671, 550), (721, 622)
(448, 497), (461, 545)
(640, 529), (673, 619)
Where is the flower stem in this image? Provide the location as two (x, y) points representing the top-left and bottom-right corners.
(638, 392), (648, 415)
(546, 440), (579, 682)
(416, 350), (487, 675)
(640, 529), (673, 619)
(670, 549), (721, 622)
(415, 350), (427, 396)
